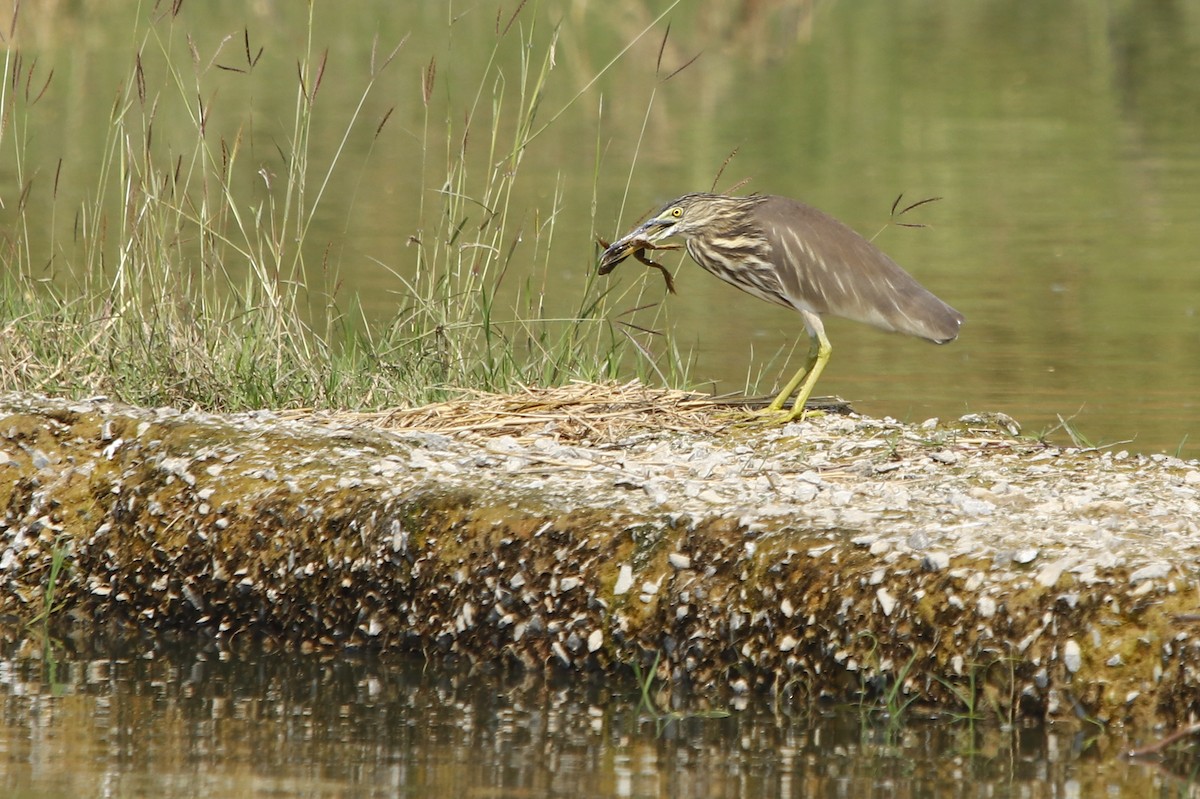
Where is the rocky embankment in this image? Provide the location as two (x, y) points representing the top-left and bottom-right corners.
(2, 386), (1199, 729)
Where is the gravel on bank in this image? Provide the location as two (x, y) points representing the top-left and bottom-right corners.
(2, 386), (1199, 730)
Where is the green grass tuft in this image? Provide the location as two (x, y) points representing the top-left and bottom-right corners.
(0, 3), (684, 412)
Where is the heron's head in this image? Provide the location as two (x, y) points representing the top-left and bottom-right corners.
(628, 193), (749, 243)
(598, 193), (761, 273)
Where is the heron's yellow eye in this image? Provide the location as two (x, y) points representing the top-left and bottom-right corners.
(671, 207), (682, 218)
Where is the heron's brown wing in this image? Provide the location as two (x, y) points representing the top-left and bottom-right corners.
(759, 196), (963, 343)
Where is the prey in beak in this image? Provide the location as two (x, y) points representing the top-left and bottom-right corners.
(596, 219), (681, 293)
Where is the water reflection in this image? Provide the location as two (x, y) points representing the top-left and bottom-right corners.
(0, 643), (1191, 798)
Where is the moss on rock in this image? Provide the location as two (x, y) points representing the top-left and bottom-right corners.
(2, 390), (1199, 730)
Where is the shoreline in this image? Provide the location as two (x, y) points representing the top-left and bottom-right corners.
(2, 386), (1198, 729)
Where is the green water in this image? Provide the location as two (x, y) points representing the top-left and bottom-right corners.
(0, 645), (1188, 798)
(4, 1), (1200, 455)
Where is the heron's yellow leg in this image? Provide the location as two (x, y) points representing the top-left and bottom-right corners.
(780, 331), (831, 422)
(757, 310), (831, 422)
(766, 337), (820, 413)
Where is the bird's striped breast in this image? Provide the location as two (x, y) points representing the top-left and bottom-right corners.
(685, 236), (795, 311)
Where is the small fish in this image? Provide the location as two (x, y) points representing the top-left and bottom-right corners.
(596, 234), (679, 294)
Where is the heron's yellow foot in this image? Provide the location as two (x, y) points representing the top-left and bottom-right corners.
(775, 406), (826, 423)
(732, 406), (824, 427)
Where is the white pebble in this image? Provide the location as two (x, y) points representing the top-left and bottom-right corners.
(1130, 563), (1171, 583)
(668, 553), (692, 570)
(923, 552), (950, 571)
(1014, 547), (1039, 564)
(951, 492), (995, 516)
(789, 483), (819, 502)
(408, 450), (436, 469)
(1063, 640), (1083, 673)
(876, 588), (896, 617)
(613, 564), (633, 595)
(587, 629), (603, 652)
(930, 449), (959, 465)
(1036, 558), (1070, 588)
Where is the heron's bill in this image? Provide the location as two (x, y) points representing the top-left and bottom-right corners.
(597, 235), (642, 274)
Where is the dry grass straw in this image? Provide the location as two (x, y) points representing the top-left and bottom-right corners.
(283, 381), (877, 450)
(277, 382), (1038, 486)
(290, 380), (742, 443)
